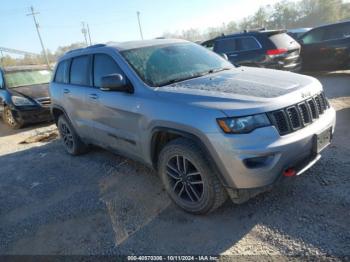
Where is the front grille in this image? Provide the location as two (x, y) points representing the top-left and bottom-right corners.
(308, 99), (318, 119)
(268, 92), (329, 135)
(298, 102), (311, 125)
(36, 97), (51, 107)
(286, 106), (301, 129)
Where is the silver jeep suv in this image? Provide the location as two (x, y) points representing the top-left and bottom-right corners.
(50, 39), (336, 214)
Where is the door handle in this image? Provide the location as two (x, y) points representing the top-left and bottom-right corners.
(89, 94), (99, 100)
(229, 54), (238, 57)
(63, 89), (70, 94)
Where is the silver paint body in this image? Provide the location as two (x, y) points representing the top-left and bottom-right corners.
(50, 40), (336, 189)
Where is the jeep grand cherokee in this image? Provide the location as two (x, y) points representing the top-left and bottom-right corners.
(50, 39), (335, 214)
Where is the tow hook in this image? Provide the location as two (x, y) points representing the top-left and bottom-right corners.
(283, 168), (296, 177)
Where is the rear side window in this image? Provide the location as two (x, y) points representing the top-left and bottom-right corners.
(215, 38), (237, 53)
(54, 60), (70, 83)
(93, 54), (123, 88)
(239, 37), (260, 51)
(70, 56), (91, 86)
(301, 29), (326, 44)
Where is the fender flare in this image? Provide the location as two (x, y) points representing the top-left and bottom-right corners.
(150, 126), (231, 187)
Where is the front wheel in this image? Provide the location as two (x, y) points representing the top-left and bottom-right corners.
(3, 107), (23, 129)
(158, 138), (227, 214)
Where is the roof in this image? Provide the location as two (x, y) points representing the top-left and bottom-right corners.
(201, 29), (287, 45)
(63, 39), (189, 58)
(2, 64), (51, 73)
(109, 39), (189, 51)
(310, 20), (350, 30)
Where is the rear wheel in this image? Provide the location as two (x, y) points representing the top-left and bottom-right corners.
(3, 107), (23, 129)
(57, 115), (88, 155)
(158, 138), (227, 214)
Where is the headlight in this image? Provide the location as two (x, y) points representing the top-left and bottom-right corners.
(217, 113), (271, 134)
(11, 96), (35, 106)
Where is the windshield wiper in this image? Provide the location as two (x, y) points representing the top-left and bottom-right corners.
(158, 68), (232, 87)
(158, 72), (209, 87)
(208, 67), (231, 74)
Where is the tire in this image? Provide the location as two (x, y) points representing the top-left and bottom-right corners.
(57, 115), (88, 155)
(158, 138), (227, 214)
(2, 107), (23, 129)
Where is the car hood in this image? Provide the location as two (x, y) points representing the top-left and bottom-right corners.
(155, 67), (323, 116)
(9, 83), (49, 100)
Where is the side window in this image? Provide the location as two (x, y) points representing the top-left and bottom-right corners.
(93, 54), (123, 88)
(239, 37), (260, 51)
(324, 23), (350, 41)
(215, 38), (237, 53)
(0, 71), (4, 88)
(70, 55), (91, 86)
(54, 60), (70, 83)
(202, 40), (214, 51)
(301, 28), (326, 44)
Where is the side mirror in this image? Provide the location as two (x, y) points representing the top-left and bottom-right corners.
(100, 74), (133, 93)
(220, 53), (229, 60)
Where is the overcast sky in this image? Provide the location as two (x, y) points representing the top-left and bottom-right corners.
(1, 0), (287, 54)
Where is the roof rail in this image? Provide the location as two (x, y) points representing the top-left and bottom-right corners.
(86, 44), (106, 49)
(65, 44), (106, 55)
(66, 47), (85, 54)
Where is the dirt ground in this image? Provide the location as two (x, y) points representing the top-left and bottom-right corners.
(0, 71), (349, 257)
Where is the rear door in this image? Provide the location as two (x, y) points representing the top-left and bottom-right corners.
(300, 27), (330, 70)
(214, 37), (240, 64)
(235, 36), (264, 66)
(87, 53), (142, 159)
(63, 55), (94, 140)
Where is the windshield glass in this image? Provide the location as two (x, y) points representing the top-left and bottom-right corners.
(5, 70), (52, 88)
(121, 42), (233, 87)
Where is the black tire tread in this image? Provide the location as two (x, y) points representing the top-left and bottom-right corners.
(158, 138), (227, 214)
(3, 107), (23, 129)
(57, 115), (88, 155)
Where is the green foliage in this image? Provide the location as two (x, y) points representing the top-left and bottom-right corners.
(163, 0), (350, 41)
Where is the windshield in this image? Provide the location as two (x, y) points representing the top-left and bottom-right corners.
(121, 42), (233, 87)
(5, 70), (52, 88)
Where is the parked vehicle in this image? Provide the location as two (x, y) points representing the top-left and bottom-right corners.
(201, 29), (301, 72)
(298, 21), (350, 71)
(287, 28), (312, 40)
(50, 40), (335, 214)
(0, 65), (53, 129)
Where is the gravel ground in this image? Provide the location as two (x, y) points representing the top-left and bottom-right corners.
(0, 71), (349, 257)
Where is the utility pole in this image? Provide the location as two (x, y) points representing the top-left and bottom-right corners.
(87, 24), (92, 45)
(137, 11), (144, 40)
(26, 6), (50, 69)
(81, 22), (88, 46)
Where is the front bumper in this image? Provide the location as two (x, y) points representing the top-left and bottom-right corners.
(206, 107), (336, 189)
(12, 107), (53, 124)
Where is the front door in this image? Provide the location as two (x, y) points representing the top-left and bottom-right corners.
(300, 27), (330, 70)
(87, 53), (143, 159)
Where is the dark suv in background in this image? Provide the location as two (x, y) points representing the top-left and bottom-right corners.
(202, 29), (301, 71)
(0, 65), (52, 129)
(298, 21), (350, 71)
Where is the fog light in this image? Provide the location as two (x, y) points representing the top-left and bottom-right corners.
(243, 155), (273, 169)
